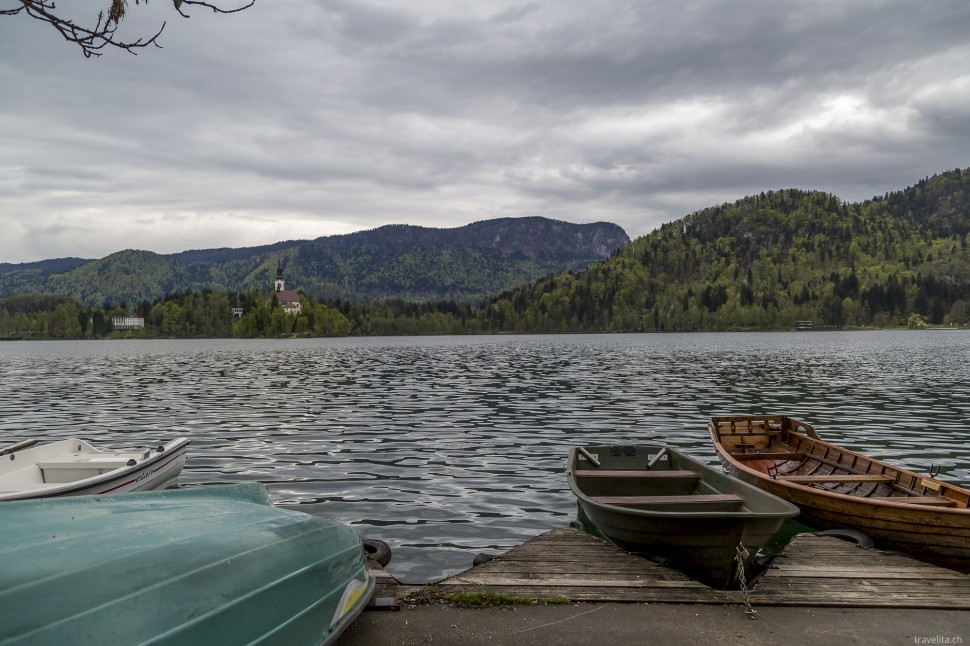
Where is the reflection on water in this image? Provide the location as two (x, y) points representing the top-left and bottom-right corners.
(1, 331), (968, 582)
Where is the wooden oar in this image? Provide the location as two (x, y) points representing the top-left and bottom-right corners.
(0, 439), (39, 456)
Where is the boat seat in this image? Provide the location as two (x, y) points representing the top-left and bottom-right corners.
(573, 469), (697, 478)
(717, 430), (783, 437)
(37, 457), (132, 470)
(591, 493), (744, 512)
(777, 474), (894, 483)
(731, 452), (807, 462)
(867, 496), (959, 507)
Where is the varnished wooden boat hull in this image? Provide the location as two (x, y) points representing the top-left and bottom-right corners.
(709, 415), (970, 573)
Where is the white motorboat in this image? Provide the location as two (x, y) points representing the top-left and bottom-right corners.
(0, 436), (189, 501)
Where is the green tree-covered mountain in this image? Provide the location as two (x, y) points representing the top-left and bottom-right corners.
(476, 169), (970, 332)
(0, 217), (630, 307)
(4, 170), (969, 339)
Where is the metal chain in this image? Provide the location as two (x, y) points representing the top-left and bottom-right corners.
(735, 544), (756, 619)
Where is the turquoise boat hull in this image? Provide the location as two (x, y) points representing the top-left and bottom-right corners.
(0, 483), (374, 645)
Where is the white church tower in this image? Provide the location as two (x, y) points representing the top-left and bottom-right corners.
(270, 261), (302, 315)
(275, 261), (285, 292)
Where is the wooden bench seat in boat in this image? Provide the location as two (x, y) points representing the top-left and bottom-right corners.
(573, 469), (697, 478)
(776, 474), (894, 483)
(730, 452), (807, 462)
(590, 493), (745, 512)
(716, 430), (783, 436)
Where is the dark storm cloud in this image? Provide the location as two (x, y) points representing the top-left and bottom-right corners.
(0, 0), (968, 262)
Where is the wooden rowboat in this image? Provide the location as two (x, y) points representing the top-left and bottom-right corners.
(0, 483), (374, 645)
(709, 415), (970, 573)
(566, 444), (799, 589)
(0, 436), (189, 501)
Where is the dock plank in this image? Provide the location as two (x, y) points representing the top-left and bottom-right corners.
(749, 534), (970, 608)
(370, 528), (970, 610)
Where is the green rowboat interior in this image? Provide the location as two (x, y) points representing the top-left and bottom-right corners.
(566, 444), (798, 589)
(0, 483), (374, 646)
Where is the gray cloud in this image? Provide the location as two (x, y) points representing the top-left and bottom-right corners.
(1, 0), (968, 263)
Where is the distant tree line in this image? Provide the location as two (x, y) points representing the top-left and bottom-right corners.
(3, 169), (969, 339)
(0, 290), (351, 339)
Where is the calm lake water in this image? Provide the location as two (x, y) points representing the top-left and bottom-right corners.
(1, 331), (968, 582)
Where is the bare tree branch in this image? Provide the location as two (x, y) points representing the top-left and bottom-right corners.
(2, 0), (255, 58)
(173, 1), (254, 19)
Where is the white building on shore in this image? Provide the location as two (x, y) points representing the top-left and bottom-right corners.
(271, 262), (302, 315)
(111, 316), (145, 330)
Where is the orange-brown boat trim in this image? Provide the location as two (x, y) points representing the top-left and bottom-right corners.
(709, 415), (970, 573)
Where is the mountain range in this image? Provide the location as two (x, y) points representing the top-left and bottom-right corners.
(3, 168), (970, 336)
(0, 217), (630, 307)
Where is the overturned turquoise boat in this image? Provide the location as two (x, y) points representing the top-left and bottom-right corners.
(0, 483), (374, 645)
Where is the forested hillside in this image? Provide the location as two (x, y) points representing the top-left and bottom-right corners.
(476, 169), (970, 332)
(2, 170), (968, 339)
(0, 218), (629, 306)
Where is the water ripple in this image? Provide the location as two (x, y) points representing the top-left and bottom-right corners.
(1, 331), (968, 582)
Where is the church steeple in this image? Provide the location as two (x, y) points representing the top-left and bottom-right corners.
(274, 261), (285, 292)
(266, 260), (302, 315)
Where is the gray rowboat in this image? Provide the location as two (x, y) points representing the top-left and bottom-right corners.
(566, 444), (799, 588)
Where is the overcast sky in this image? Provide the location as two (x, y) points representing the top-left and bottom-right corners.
(1, 1), (968, 263)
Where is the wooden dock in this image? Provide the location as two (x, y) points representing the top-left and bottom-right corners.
(370, 527), (970, 609)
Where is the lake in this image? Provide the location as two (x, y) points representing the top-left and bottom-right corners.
(1, 331), (968, 582)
